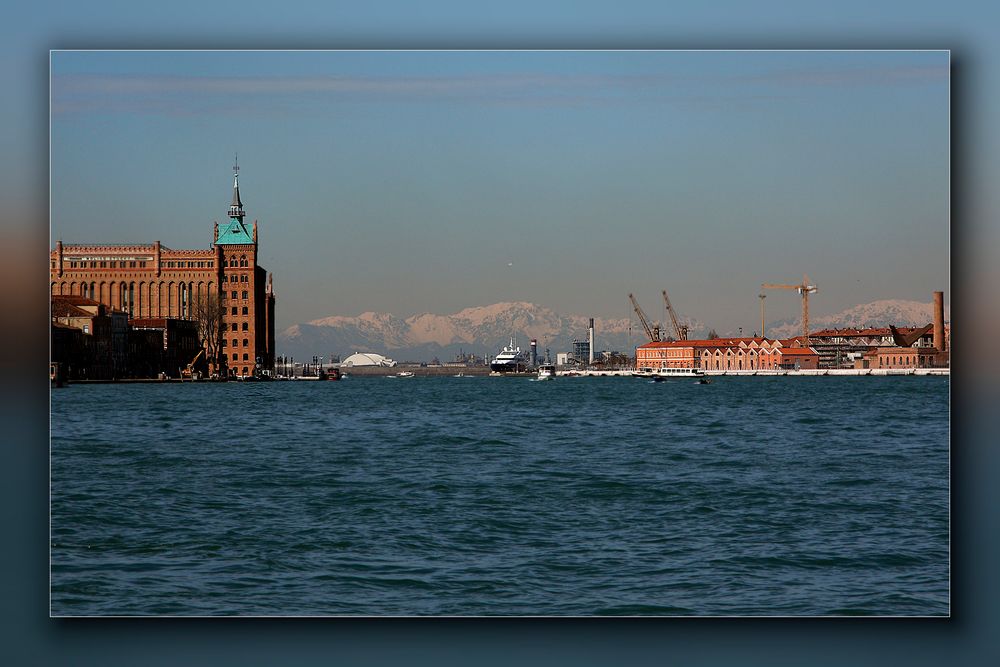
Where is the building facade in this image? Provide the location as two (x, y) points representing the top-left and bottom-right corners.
(636, 338), (821, 371)
(50, 166), (276, 377)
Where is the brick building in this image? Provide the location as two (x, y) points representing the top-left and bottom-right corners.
(636, 338), (820, 372)
(50, 165), (276, 377)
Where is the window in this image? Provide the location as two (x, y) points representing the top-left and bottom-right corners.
(240, 275), (248, 283)
(242, 367), (248, 374)
(231, 323), (238, 331)
(70, 261), (77, 268)
(232, 339), (238, 348)
(100, 261), (106, 268)
(232, 307), (238, 315)
(243, 338), (249, 347)
(51, 261), (55, 269)
(130, 261), (136, 268)
(221, 339), (226, 347)
(243, 354), (248, 361)
(231, 291), (237, 299)
(242, 322), (248, 331)
(242, 306), (248, 315)
(90, 261), (96, 268)
(232, 353), (237, 361)
(242, 291), (248, 300)
(139, 261), (146, 268)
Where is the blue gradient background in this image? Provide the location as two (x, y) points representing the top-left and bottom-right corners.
(4, 1), (996, 665)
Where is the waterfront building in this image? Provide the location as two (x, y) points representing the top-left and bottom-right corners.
(787, 326), (947, 369)
(50, 164), (276, 377)
(636, 338), (821, 371)
(854, 346), (944, 370)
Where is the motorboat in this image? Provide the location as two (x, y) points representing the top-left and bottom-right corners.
(536, 364), (556, 381)
(396, 371), (415, 378)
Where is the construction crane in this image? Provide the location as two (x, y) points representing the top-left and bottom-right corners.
(628, 293), (660, 342)
(761, 274), (818, 344)
(181, 349), (205, 380)
(661, 289), (689, 341)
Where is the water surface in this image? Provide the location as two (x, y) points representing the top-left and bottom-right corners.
(51, 376), (949, 615)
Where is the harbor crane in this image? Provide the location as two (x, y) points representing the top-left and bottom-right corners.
(761, 274), (818, 345)
(661, 289), (689, 341)
(628, 293), (660, 342)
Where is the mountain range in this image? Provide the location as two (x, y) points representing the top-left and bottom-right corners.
(765, 299), (950, 339)
(277, 299), (947, 362)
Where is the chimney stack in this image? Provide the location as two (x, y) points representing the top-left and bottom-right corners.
(933, 291), (946, 351)
(588, 318), (595, 365)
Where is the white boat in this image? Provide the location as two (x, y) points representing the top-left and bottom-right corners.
(638, 367), (705, 380)
(490, 337), (529, 373)
(396, 371), (415, 378)
(536, 364), (556, 381)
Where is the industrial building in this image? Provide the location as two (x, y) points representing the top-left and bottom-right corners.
(50, 163), (276, 378)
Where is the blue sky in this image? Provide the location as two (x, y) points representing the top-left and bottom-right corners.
(50, 49), (948, 332)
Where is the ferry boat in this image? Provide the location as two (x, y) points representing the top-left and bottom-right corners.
(490, 337), (529, 373)
(635, 367), (705, 380)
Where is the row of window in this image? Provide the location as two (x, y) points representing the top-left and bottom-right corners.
(63, 260), (148, 269)
(230, 322), (249, 331)
(231, 353), (250, 361)
(231, 306), (249, 316)
(165, 260), (213, 268)
(226, 256), (250, 267)
(57, 259), (218, 270)
(222, 339), (252, 347)
(222, 275), (249, 283)
(225, 291), (250, 300)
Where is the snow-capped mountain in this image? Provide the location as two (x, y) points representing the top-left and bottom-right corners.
(766, 299), (950, 339)
(278, 298), (943, 361)
(278, 301), (689, 362)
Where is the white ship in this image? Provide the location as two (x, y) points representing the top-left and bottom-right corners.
(490, 337), (529, 373)
(536, 364), (556, 381)
(634, 367), (705, 380)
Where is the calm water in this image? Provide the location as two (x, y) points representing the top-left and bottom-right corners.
(51, 376), (949, 616)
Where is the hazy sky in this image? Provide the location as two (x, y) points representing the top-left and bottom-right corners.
(51, 50), (948, 332)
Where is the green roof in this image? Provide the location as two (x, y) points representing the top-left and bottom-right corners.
(216, 217), (254, 245)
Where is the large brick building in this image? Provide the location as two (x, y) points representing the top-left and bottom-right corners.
(50, 165), (276, 377)
(636, 338), (820, 371)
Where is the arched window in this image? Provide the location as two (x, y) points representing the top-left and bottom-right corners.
(242, 306), (248, 315)
(240, 255), (247, 267)
(242, 322), (248, 331)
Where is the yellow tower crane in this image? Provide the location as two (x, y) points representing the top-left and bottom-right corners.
(761, 274), (818, 345)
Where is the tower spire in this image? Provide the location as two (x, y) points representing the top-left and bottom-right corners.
(229, 154), (244, 221)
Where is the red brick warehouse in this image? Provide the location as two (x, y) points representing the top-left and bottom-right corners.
(50, 162), (276, 378)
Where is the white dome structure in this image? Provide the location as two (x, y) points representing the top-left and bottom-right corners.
(342, 352), (397, 367)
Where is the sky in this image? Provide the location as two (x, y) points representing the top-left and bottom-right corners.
(50, 50), (948, 333)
